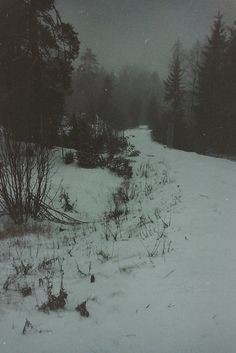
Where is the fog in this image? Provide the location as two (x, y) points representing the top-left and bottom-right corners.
(57, 0), (236, 77)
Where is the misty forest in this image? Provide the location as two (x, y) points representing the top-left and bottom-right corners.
(0, 1), (236, 353)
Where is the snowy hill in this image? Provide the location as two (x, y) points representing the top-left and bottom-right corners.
(0, 127), (236, 353)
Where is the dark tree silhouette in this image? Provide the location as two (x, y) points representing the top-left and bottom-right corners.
(0, 0), (79, 143)
(225, 22), (236, 152)
(76, 48), (100, 123)
(164, 40), (186, 149)
(196, 12), (227, 153)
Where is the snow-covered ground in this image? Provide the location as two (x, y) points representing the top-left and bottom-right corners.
(0, 127), (236, 353)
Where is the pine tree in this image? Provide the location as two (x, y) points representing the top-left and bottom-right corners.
(0, 0), (79, 143)
(76, 48), (99, 122)
(79, 48), (99, 75)
(225, 22), (236, 152)
(196, 12), (227, 153)
(186, 41), (203, 122)
(164, 40), (186, 149)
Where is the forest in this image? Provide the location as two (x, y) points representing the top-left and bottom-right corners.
(0, 2), (236, 353)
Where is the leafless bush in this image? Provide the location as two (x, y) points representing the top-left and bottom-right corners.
(97, 249), (112, 263)
(76, 301), (89, 317)
(137, 161), (153, 178)
(38, 265), (67, 312)
(59, 188), (75, 212)
(137, 211), (172, 258)
(12, 259), (33, 276)
(0, 129), (52, 224)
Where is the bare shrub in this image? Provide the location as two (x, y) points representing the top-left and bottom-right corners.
(137, 161), (154, 178)
(38, 266), (67, 312)
(22, 319), (34, 335)
(59, 189), (74, 212)
(12, 260), (33, 276)
(75, 301), (89, 317)
(0, 130), (52, 224)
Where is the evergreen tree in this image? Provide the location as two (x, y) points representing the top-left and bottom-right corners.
(164, 40), (186, 149)
(186, 41), (203, 122)
(196, 12), (227, 153)
(76, 48), (99, 122)
(79, 48), (99, 75)
(0, 0), (79, 143)
(225, 22), (236, 152)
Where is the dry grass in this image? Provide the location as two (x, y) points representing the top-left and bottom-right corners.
(0, 220), (52, 240)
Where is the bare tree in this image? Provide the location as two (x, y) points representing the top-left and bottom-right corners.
(0, 130), (52, 224)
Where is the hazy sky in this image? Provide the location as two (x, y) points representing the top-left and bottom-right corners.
(57, 0), (236, 77)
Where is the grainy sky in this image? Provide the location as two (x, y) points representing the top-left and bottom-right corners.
(57, 0), (236, 77)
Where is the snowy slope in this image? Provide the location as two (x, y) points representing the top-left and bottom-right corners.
(0, 127), (236, 353)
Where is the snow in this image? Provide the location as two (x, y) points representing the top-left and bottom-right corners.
(52, 149), (121, 219)
(1, 127), (236, 353)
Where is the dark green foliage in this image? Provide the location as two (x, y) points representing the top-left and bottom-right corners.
(0, 0), (80, 143)
(106, 136), (129, 155)
(164, 40), (187, 149)
(196, 13), (227, 153)
(225, 23), (236, 153)
(74, 48), (99, 123)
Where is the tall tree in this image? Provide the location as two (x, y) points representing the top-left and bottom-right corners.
(225, 22), (236, 152)
(164, 40), (186, 149)
(186, 41), (203, 122)
(196, 12), (227, 153)
(76, 48), (100, 122)
(0, 0), (79, 143)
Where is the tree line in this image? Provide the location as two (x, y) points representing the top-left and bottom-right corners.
(152, 13), (236, 155)
(66, 49), (163, 131)
(0, 4), (235, 157)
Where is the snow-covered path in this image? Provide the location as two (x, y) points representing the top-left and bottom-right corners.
(127, 128), (236, 353)
(1, 128), (236, 353)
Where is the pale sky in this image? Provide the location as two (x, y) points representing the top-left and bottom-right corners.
(57, 0), (236, 77)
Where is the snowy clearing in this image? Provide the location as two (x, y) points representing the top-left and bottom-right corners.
(0, 128), (236, 353)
